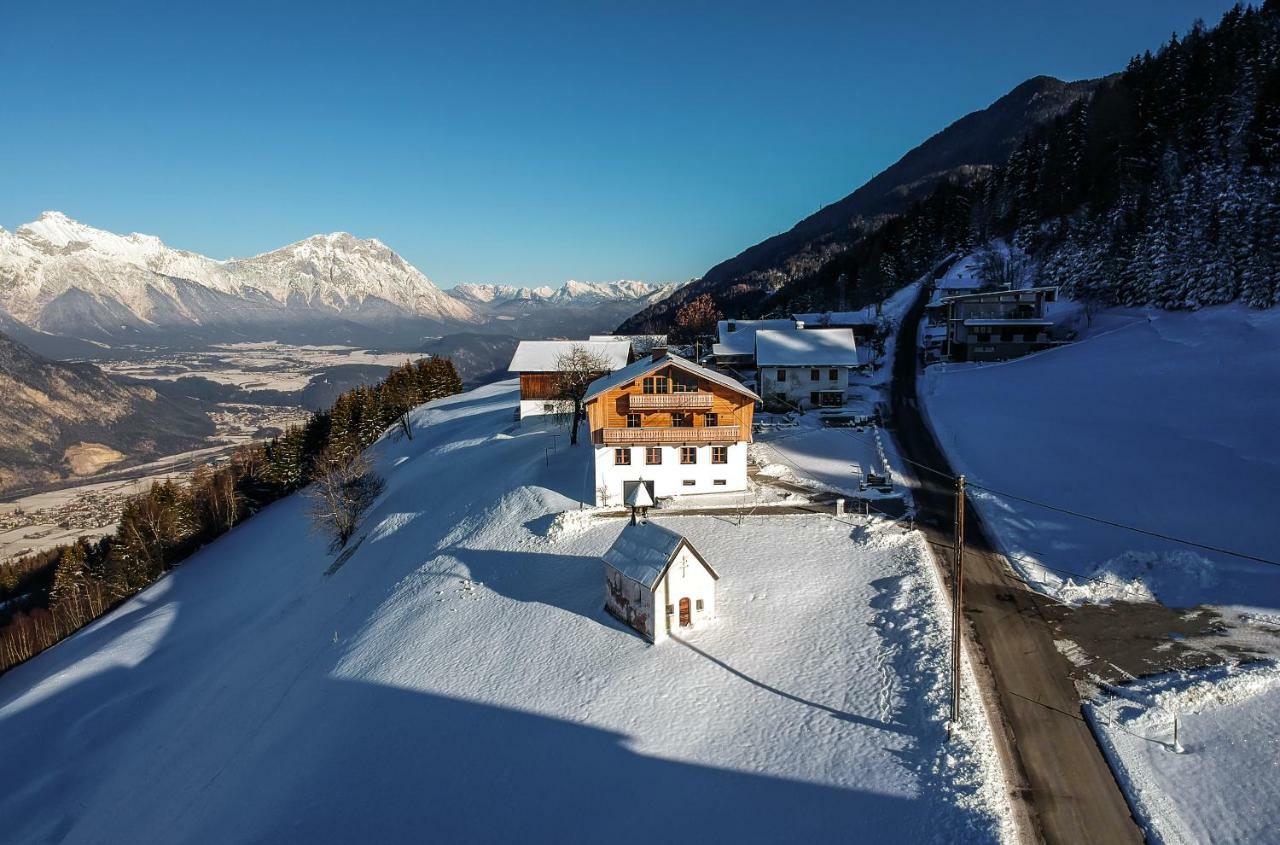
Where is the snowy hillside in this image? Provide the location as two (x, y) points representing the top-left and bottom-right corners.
(0, 380), (1008, 843)
(0, 212), (477, 342)
(921, 304), (1279, 611)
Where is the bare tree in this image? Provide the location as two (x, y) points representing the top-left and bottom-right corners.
(554, 346), (613, 445)
(307, 447), (385, 550)
(975, 246), (1028, 291)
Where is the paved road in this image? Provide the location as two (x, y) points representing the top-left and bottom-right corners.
(889, 285), (1143, 845)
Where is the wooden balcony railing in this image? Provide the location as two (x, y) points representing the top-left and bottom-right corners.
(601, 425), (742, 444)
(629, 392), (714, 410)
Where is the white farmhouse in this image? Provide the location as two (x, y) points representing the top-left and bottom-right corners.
(584, 349), (759, 506)
(602, 520), (719, 643)
(711, 318), (798, 368)
(507, 340), (632, 420)
(755, 328), (860, 409)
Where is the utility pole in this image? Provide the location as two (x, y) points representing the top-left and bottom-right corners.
(950, 474), (967, 736)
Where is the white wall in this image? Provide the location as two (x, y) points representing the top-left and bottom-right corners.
(758, 366), (849, 408)
(593, 443), (748, 506)
(519, 398), (573, 420)
(653, 544), (717, 644)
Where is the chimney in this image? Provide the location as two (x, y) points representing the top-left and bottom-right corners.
(651, 346), (668, 361)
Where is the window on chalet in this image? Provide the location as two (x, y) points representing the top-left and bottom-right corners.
(713, 479), (727, 486)
(828, 368), (839, 381)
(777, 369), (787, 381)
(672, 375), (699, 393)
(626, 412), (641, 428)
(614, 448), (631, 466)
(682, 479), (696, 486)
(642, 376), (669, 394)
(711, 446), (728, 464)
(680, 446), (697, 464)
(696, 599), (704, 610)
(704, 412), (718, 427)
(672, 412), (691, 428)
(810, 368), (820, 381)
(645, 447), (662, 465)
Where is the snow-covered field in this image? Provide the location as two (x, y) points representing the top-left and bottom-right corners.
(920, 303), (1280, 843)
(0, 380), (1008, 844)
(921, 304), (1280, 615)
(1087, 660), (1280, 845)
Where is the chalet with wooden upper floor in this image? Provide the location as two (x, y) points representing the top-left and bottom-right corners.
(584, 348), (759, 506)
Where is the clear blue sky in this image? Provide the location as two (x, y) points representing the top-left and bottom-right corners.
(0, 1), (1240, 287)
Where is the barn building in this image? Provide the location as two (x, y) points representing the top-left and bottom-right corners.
(507, 340), (632, 420)
(602, 520), (718, 644)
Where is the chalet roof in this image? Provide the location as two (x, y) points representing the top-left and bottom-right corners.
(507, 340), (631, 373)
(602, 521), (719, 589)
(584, 352), (760, 403)
(755, 328), (859, 367)
(714, 319), (797, 357)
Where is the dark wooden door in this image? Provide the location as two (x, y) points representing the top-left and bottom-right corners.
(679, 597), (691, 627)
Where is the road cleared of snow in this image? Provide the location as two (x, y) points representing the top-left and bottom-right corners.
(0, 379), (1009, 844)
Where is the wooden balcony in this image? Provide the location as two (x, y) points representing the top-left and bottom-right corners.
(601, 425), (742, 445)
(629, 392), (714, 410)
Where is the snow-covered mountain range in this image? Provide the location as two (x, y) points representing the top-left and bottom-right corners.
(0, 213), (678, 350)
(0, 213), (478, 344)
(451, 279), (675, 307)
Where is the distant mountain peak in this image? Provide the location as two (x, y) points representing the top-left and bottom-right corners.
(0, 212), (478, 338)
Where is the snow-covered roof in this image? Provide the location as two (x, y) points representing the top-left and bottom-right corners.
(585, 352), (760, 402)
(940, 285), (1059, 304)
(507, 340), (631, 373)
(792, 310), (880, 327)
(755, 328), (859, 367)
(625, 483), (654, 508)
(602, 521), (717, 588)
(715, 319), (797, 357)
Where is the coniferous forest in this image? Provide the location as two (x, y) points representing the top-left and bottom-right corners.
(0, 357), (463, 674)
(756, 2), (1280, 317)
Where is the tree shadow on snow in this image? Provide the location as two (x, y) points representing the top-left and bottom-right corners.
(428, 546), (610, 625)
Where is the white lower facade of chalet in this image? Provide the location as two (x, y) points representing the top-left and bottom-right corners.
(593, 442), (748, 507)
(758, 366), (849, 409)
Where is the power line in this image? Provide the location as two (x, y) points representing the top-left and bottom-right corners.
(823, 422), (1280, 569)
(760, 435), (1158, 601)
(966, 481), (1280, 569)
